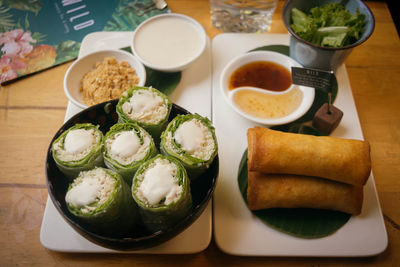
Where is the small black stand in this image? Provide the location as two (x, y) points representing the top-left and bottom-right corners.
(291, 67), (343, 134)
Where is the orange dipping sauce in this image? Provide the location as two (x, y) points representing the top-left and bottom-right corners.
(233, 87), (303, 119)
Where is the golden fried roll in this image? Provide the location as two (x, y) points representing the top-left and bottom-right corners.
(247, 127), (371, 186)
(247, 171), (363, 215)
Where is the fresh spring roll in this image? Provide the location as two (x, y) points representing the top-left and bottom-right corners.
(132, 154), (192, 232)
(247, 127), (371, 186)
(160, 114), (218, 179)
(247, 171), (363, 215)
(52, 123), (104, 180)
(65, 167), (139, 235)
(116, 86), (172, 143)
(103, 123), (157, 185)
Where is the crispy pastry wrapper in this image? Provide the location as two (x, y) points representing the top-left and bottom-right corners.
(247, 171), (363, 215)
(247, 127), (371, 186)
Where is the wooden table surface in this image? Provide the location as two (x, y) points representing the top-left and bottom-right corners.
(1, 0), (399, 265)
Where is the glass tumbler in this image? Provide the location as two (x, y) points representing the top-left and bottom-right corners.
(210, 0), (278, 33)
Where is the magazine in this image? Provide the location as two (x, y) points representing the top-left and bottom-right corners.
(0, 0), (169, 84)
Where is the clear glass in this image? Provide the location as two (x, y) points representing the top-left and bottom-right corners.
(210, 0), (277, 33)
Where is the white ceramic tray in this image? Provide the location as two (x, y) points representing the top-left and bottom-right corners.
(40, 31), (213, 253)
(212, 33), (388, 257)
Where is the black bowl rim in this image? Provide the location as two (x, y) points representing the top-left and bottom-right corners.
(45, 99), (219, 250)
(282, 0), (375, 51)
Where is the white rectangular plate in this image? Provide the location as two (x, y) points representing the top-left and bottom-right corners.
(40, 31), (213, 254)
(212, 33), (388, 257)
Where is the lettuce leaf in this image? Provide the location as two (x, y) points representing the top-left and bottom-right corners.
(290, 2), (366, 47)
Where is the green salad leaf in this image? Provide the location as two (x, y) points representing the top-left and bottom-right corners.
(290, 2), (366, 47)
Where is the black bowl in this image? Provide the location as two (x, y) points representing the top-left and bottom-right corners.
(45, 99), (219, 250)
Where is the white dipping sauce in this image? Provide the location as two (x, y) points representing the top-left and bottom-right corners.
(66, 178), (101, 208)
(138, 159), (182, 206)
(134, 16), (204, 68)
(111, 131), (140, 158)
(129, 90), (163, 114)
(174, 120), (205, 153)
(64, 129), (93, 154)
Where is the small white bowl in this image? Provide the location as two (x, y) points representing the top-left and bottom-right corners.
(220, 51), (315, 125)
(131, 13), (207, 72)
(64, 49), (146, 109)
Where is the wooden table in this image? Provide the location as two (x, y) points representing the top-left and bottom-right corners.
(1, 0), (399, 265)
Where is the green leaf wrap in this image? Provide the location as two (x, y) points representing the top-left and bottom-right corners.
(116, 86), (172, 144)
(66, 167), (139, 235)
(51, 123), (104, 180)
(131, 154), (192, 232)
(160, 114), (218, 179)
(103, 123), (157, 185)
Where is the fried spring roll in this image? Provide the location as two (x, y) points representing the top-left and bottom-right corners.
(247, 127), (371, 186)
(247, 171), (363, 215)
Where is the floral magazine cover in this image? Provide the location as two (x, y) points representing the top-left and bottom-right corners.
(0, 0), (168, 84)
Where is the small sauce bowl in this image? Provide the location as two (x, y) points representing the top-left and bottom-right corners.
(220, 50), (315, 125)
(131, 13), (207, 72)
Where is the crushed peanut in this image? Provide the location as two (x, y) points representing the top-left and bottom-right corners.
(80, 57), (140, 106)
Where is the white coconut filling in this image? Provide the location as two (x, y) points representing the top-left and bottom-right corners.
(54, 128), (100, 162)
(121, 89), (168, 124)
(137, 158), (182, 206)
(106, 129), (151, 165)
(168, 119), (215, 160)
(65, 168), (115, 213)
